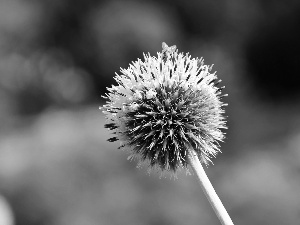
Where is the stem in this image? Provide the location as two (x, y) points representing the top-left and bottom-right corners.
(187, 150), (234, 225)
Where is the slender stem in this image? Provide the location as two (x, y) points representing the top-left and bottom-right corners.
(187, 150), (234, 225)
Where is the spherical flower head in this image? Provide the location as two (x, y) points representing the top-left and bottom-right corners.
(101, 42), (227, 174)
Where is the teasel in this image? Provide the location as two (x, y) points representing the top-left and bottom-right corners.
(101, 42), (233, 225)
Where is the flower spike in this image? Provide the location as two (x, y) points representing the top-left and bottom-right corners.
(101, 42), (227, 174)
(101, 42), (234, 225)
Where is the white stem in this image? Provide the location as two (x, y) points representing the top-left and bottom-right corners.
(187, 150), (234, 225)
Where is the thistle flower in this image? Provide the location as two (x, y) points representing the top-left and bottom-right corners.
(101, 43), (233, 225)
(101, 42), (227, 174)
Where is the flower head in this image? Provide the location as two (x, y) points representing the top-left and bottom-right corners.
(101, 42), (227, 174)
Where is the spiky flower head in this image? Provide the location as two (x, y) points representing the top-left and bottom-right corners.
(101, 42), (227, 174)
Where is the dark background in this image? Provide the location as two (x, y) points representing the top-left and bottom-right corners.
(1, 0), (300, 224)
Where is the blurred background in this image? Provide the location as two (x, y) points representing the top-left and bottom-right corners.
(1, 0), (300, 224)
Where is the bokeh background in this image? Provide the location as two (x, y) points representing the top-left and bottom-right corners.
(1, 0), (300, 224)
